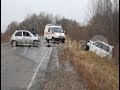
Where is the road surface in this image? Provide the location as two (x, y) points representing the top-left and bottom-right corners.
(1, 37), (87, 90)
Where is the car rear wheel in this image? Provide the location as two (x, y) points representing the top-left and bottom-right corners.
(52, 37), (55, 43)
(47, 39), (49, 43)
(11, 41), (17, 47)
(33, 40), (39, 47)
(62, 39), (65, 43)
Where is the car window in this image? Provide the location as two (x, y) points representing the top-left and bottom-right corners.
(93, 42), (103, 49)
(15, 31), (22, 36)
(93, 41), (109, 52)
(51, 27), (63, 33)
(93, 42), (100, 47)
(102, 44), (109, 52)
(23, 32), (30, 37)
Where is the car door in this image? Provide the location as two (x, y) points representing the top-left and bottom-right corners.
(91, 42), (109, 58)
(23, 31), (32, 45)
(98, 43), (110, 58)
(14, 31), (23, 45)
(47, 27), (52, 39)
(95, 42), (104, 57)
(89, 41), (100, 53)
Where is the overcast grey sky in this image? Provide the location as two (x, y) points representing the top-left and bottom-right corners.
(1, 0), (92, 33)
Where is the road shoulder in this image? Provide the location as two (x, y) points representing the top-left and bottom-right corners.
(44, 46), (87, 90)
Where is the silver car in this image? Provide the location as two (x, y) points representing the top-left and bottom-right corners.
(10, 30), (40, 47)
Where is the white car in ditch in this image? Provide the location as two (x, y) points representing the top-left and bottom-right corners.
(87, 40), (114, 59)
(44, 24), (65, 43)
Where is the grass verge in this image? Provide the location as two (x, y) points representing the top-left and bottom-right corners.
(62, 36), (119, 90)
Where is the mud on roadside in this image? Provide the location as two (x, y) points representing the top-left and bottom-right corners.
(43, 44), (87, 90)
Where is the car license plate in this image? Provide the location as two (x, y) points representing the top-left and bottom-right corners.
(59, 36), (63, 38)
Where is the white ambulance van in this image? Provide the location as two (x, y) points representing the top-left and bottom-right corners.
(44, 24), (65, 43)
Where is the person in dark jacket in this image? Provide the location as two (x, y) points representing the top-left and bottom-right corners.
(30, 28), (36, 35)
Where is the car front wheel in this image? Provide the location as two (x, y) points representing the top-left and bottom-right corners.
(47, 39), (49, 43)
(33, 40), (39, 47)
(62, 39), (65, 43)
(11, 41), (17, 47)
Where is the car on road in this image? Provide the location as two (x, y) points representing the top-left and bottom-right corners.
(44, 24), (65, 43)
(87, 40), (114, 59)
(10, 30), (40, 47)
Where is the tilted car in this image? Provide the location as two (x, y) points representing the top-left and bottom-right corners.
(87, 40), (114, 59)
(10, 30), (39, 47)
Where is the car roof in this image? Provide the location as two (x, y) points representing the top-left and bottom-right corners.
(15, 30), (31, 32)
(45, 24), (62, 28)
(95, 40), (114, 47)
(46, 26), (62, 28)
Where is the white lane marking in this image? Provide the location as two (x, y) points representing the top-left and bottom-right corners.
(27, 48), (50, 90)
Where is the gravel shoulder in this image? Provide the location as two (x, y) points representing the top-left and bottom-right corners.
(44, 45), (87, 90)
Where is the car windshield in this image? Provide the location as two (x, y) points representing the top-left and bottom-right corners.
(102, 44), (109, 52)
(51, 27), (63, 33)
(94, 41), (109, 52)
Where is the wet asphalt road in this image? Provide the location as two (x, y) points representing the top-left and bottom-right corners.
(1, 37), (53, 90)
(1, 37), (87, 90)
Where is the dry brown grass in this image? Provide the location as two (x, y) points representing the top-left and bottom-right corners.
(63, 36), (119, 90)
(1, 33), (11, 43)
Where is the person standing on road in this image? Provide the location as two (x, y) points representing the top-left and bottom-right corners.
(30, 28), (36, 35)
(30, 28), (42, 46)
